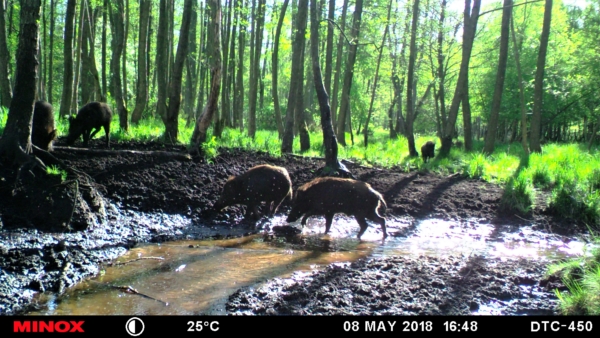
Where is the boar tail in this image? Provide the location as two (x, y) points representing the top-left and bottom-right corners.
(378, 194), (387, 215)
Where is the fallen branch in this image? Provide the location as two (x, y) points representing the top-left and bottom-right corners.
(108, 256), (165, 266)
(53, 146), (192, 161)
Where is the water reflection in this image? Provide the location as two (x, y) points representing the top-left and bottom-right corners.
(28, 218), (586, 315)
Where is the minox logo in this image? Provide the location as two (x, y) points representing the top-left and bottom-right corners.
(13, 321), (85, 333)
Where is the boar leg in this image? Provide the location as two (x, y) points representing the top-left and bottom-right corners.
(324, 213), (334, 234)
(355, 217), (370, 240)
(368, 213), (387, 239)
(301, 212), (315, 226)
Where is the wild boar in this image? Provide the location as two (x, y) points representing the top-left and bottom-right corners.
(214, 164), (293, 220)
(66, 102), (113, 148)
(286, 177), (387, 240)
(31, 101), (57, 151)
(421, 141), (435, 163)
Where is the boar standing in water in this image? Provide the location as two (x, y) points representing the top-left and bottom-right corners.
(214, 164), (293, 220)
(421, 141), (435, 163)
(66, 102), (113, 148)
(286, 177), (387, 240)
(32, 101), (57, 151)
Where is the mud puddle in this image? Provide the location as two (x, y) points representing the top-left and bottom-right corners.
(25, 216), (586, 316)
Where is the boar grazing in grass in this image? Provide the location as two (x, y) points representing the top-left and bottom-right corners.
(286, 177), (387, 240)
(214, 164), (293, 220)
(421, 141), (435, 163)
(32, 101), (57, 151)
(66, 102), (113, 148)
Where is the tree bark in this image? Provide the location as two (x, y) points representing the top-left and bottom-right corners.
(330, 0), (349, 131)
(155, 0), (171, 132)
(0, 0), (42, 166)
(59, 0), (76, 118)
(510, 11), (529, 156)
(405, 0), (420, 157)
(483, 0), (512, 155)
(529, 0), (552, 153)
(324, 0), (335, 96)
(0, 0), (12, 107)
(309, 0), (349, 176)
(281, 0), (308, 153)
(184, 1), (198, 127)
(248, 0), (266, 138)
(109, 0), (127, 132)
(234, 0), (246, 130)
(439, 0), (481, 157)
(272, 0), (289, 139)
(190, 0), (221, 152)
(364, 0), (392, 148)
(131, 0), (151, 124)
(164, 0), (193, 143)
(336, 0), (363, 146)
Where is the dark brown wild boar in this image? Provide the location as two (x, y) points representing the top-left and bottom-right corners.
(32, 101), (57, 151)
(421, 140), (435, 163)
(214, 164), (293, 220)
(66, 101), (113, 148)
(286, 177), (387, 239)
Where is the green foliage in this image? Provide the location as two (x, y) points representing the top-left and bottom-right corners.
(46, 165), (67, 182)
(501, 175), (534, 214)
(201, 136), (219, 163)
(549, 234), (600, 315)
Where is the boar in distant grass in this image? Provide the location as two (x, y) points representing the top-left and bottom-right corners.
(421, 141), (435, 163)
(66, 102), (113, 148)
(286, 177), (387, 240)
(214, 164), (293, 220)
(32, 101), (57, 151)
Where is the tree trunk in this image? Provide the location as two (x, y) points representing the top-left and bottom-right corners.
(336, 0), (363, 146)
(483, 0), (512, 155)
(324, 0), (335, 96)
(101, 0), (107, 97)
(0, 0), (12, 107)
(330, 0), (349, 131)
(59, 0), (76, 118)
(405, 0), (420, 157)
(436, 0), (447, 138)
(281, 0), (308, 153)
(156, 0), (170, 133)
(131, 0), (151, 124)
(164, 0), (193, 143)
(48, 0), (55, 103)
(439, 0), (481, 157)
(184, 1), (198, 127)
(309, 0), (349, 176)
(190, 0), (221, 152)
(248, 0), (266, 138)
(122, 0), (129, 109)
(71, 0), (85, 112)
(364, 0), (392, 148)
(0, 0), (41, 165)
(109, 0), (127, 132)
(510, 15), (527, 155)
(272, 0), (289, 139)
(529, 0), (552, 153)
(234, 0), (246, 130)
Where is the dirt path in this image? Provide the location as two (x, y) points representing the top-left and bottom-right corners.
(0, 139), (584, 315)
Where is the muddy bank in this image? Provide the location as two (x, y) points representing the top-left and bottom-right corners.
(226, 255), (562, 316)
(0, 139), (586, 315)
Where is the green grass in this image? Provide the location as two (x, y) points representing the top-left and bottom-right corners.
(46, 165), (67, 182)
(549, 234), (600, 315)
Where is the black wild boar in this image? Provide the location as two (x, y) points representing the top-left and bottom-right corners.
(66, 102), (113, 148)
(214, 164), (293, 220)
(31, 101), (57, 151)
(286, 177), (387, 240)
(421, 141), (435, 163)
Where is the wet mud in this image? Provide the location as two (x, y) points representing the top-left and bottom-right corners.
(0, 138), (592, 315)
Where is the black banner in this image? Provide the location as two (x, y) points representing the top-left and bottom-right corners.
(2, 316), (598, 336)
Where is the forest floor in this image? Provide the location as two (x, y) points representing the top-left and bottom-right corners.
(0, 138), (591, 315)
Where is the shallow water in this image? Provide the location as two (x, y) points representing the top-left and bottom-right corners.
(27, 216), (586, 315)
